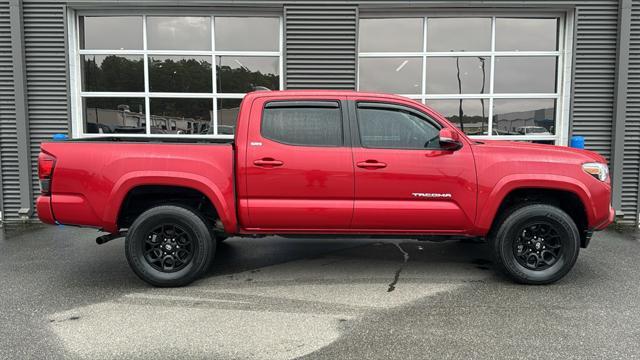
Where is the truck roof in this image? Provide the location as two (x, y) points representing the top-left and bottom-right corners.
(244, 89), (412, 102)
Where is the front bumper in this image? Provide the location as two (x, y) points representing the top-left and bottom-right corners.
(594, 205), (616, 231)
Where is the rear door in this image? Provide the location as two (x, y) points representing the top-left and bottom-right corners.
(243, 96), (354, 231)
(349, 97), (477, 232)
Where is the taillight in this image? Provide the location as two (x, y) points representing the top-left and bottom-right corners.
(38, 152), (56, 194)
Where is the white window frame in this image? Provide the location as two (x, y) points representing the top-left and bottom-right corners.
(357, 11), (574, 145)
(67, 10), (284, 139)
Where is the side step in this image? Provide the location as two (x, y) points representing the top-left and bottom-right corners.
(96, 231), (127, 245)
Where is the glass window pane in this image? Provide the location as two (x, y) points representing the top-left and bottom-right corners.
(80, 16), (142, 50)
(81, 55), (144, 92)
(149, 56), (212, 93)
(216, 56), (279, 93)
(427, 18), (491, 52)
(150, 98), (213, 135)
(357, 107), (440, 149)
(215, 17), (279, 51)
(496, 18), (559, 51)
(262, 104), (342, 146)
(358, 57), (422, 94)
(83, 97), (146, 134)
(494, 57), (557, 93)
(359, 18), (423, 52)
(426, 57), (490, 94)
(427, 99), (489, 136)
(147, 17), (211, 51)
(493, 99), (556, 136)
(217, 98), (242, 135)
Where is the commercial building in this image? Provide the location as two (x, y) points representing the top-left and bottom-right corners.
(0, 0), (638, 224)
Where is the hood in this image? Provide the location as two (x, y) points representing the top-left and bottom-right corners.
(471, 139), (607, 164)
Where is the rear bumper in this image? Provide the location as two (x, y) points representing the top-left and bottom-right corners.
(36, 195), (56, 225)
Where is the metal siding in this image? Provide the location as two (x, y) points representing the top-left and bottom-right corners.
(572, 2), (618, 161)
(626, 0), (640, 223)
(284, 5), (357, 89)
(0, 1), (19, 221)
(23, 2), (69, 217)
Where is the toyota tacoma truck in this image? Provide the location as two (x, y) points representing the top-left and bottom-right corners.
(36, 90), (614, 286)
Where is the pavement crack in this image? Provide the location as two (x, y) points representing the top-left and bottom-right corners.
(387, 242), (409, 292)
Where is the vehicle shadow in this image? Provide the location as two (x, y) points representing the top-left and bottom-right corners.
(205, 236), (495, 282)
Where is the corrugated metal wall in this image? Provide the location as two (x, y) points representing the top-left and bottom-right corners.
(284, 5), (358, 89)
(572, 2), (619, 162)
(625, 0), (640, 222)
(0, 1), (19, 221)
(23, 2), (69, 213)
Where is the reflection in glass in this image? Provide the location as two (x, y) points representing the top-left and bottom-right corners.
(494, 57), (557, 93)
(216, 56), (279, 93)
(493, 99), (556, 135)
(149, 56), (212, 93)
(147, 17), (211, 51)
(216, 98), (242, 135)
(150, 98), (213, 135)
(496, 18), (559, 51)
(80, 16), (143, 50)
(359, 18), (424, 52)
(426, 57), (490, 94)
(427, 99), (489, 136)
(427, 18), (491, 52)
(81, 55), (144, 92)
(215, 17), (279, 51)
(359, 57), (422, 94)
(83, 97), (146, 134)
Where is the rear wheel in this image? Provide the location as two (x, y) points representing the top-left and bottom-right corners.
(491, 204), (580, 285)
(125, 205), (214, 287)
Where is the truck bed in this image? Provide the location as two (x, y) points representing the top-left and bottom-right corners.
(39, 140), (237, 233)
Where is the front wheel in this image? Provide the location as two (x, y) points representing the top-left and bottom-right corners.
(491, 204), (580, 285)
(125, 205), (215, 287)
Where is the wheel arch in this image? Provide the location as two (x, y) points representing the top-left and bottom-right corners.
(476, 175), (593, 241)
(102, 172), (237, 234)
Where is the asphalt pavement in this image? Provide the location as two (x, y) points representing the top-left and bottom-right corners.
(1, 224), (639, 359)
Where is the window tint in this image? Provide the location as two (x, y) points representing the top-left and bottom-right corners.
(80, 16), (143, 50)
(359, 18), (423, 52)
(262, 103), (342, 146)
(357, 105), (441, 149)
(427, 18), (491, 52)
(215, 17), (279, 51)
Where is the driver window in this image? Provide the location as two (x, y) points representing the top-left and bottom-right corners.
(356, 105), (441, 149)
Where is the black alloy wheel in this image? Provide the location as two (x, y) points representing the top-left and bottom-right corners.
(144, 223), (194, 272)
(491, 204), (580, 285)
(513, 222), (563, 271)
(125, 205), (215, 287)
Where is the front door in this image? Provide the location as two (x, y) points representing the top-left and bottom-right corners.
(243, 97), (354, 231)
(349, 98), (477, 232)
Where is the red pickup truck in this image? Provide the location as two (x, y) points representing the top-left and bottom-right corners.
(36, 90), (614, 286)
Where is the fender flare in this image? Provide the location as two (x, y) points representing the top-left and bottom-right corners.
(474, 174), (594, 234)
(101, 171), (237, 234)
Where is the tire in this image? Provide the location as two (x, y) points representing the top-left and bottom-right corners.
(491, 204), (580, 285)
(125, 205), (215, 287)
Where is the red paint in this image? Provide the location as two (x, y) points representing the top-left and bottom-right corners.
(37, 90), (614, 237)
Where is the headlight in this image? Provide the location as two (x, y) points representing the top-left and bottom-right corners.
(582, 162), (609, 181)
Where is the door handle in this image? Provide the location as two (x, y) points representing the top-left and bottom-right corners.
(357, 160), (387, 169)
(254, 158), (284, 167)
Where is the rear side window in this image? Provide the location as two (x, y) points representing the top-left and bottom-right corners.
(261, 101), (342, 147)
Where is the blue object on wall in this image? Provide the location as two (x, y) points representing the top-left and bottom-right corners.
(52, 133), (68, 141)
(570, 135), (585, 149)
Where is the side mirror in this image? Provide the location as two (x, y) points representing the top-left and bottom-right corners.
(439, 128), (463, 151)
